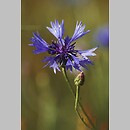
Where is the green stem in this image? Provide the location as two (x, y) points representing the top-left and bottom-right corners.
(75, 85), (92, 128)
(75, 85), (79, 110)
(62, 67), (75, 96)
(75, 108), (90, 128)
(62, 67), (95, 129)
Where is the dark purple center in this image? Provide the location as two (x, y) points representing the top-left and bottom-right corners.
(48, 41), (77, 65)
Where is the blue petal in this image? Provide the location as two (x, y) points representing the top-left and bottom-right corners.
(46, 20), (64, 42)
(70, 55), (79, 64)
(66, 59), (73, 72)
(78, 47), (98, 59)
(50, 61), (61, 74)
(42, 56), (54, 62)
(64, 36), (71, 46)
(69, 21), (90, 43)
(79, 59), (93, 70)
(73, 63), (81, 71)
(42, 56), (55, 68)
(42, 55), (61, 73)
(29, 32), (49, 54)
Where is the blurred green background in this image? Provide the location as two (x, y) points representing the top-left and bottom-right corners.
(21, 0), (109, 130)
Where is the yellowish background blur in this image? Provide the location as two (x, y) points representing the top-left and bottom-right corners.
(21, 0), (109, 130)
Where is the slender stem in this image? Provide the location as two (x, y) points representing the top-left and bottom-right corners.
(75, 85), (92, 128)
(62, 67), (95, 129)
(75, 85), (79, 110)
(75, 107), (91, 128)
(62, 67), (75, 96)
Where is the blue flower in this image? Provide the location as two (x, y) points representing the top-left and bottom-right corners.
(94, 25), (109, 47)
(29, 20), (98, 73)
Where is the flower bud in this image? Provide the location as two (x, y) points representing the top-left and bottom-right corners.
(74, 71), (85, 86)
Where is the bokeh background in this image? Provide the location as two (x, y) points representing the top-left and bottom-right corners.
(21, 0), (109, 130)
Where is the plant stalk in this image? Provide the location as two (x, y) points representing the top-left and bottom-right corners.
(62, 67), (95, 129)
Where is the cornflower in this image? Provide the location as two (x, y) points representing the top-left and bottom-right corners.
(29, 20), (97, 73)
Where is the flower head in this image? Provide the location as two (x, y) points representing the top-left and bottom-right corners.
(29, 20), (98, 73)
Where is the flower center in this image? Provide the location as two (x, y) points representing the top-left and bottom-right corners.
(48, 41), (78, 65)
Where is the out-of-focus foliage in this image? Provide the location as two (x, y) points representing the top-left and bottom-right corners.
(21, 0), (109, 130)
